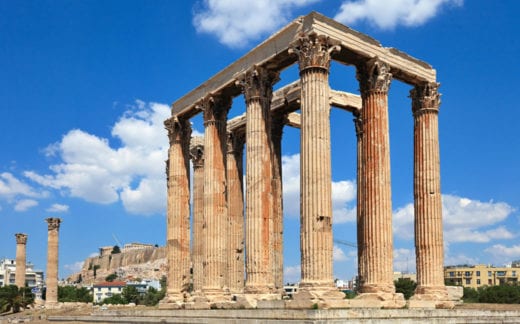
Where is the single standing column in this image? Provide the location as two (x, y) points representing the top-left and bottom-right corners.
(290, 33), (341, 295)
(190, 136), (205, 294)
(14, 233), (28, 288)
(410, 82), (450, 305)
(226, 131), (245, 293)
(239, 66), (279, 294)
(353, 110), (365, 289)
(356, 58), (395, 295)
(271, 112), (285, 292)
(45, 218), (61, 306)
(201, 94), (231, 300)
(163, 117), (191, 304)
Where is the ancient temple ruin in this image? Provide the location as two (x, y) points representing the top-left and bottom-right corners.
(163, 12), (450, 309)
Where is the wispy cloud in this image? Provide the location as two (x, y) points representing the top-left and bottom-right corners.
(335, 0), (463, 29)
(14, 199), (38, 212)
(46, 203), (69, 213)
(64, 261), (84, 274)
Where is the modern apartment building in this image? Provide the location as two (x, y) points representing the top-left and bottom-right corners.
(444, 264), (519, 289)
(0, 258), (44, 288)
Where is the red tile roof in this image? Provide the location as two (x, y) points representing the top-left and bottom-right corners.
(93, 281), (127, 287)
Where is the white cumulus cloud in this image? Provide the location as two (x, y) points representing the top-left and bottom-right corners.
(333, 244), (349, 262)
(393, 194), (516, 243)
(64, 261), (84, 274)
(335, 0), (463, 29)
(193, 0), (319, 48)
(24, 101), (182, 216)
(281, 153), (356, 223)
(0, 172), (43, 200)
(484, 244), (520, 265)
(284, 264), (301, 283)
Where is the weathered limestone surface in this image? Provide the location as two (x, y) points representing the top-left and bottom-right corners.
(289, 33), (343, 302)
(410, 82), (451, 307)
(190, 136), (205, 294)
(271, 112), (285, 291)
(46, 218), (61, 306)
(163, 117), (192, 304)
(14, 233), (28, 288)
(356, 58), (397, 296)
(239, 66), (278, 294)
(226, 131), (245, 293)
(201, 95), (231, 301)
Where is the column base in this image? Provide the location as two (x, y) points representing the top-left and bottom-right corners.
(158, 292), (187, 309)
(351, 292), (406, 308)
(409, 285), (455, 309)
(286, 284), (349, 309)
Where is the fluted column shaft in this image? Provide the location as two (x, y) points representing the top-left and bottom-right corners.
(164, 117), (191, 301)
(271, 112), (285, 291)
(353, 111), (365, 288)
(292, 34), (338, 288)
(15, 233), (28, 288)
(240, 66), (278, 293)
(190, 137), (205, 293)
(357, 58), (395, 294)
(226, 131), (245, 293)
(202, 95), (231, 296)
(411, 82), (447, 296)
(45, 218), (61, 305)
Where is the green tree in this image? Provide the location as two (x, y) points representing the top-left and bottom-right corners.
(478, 284), (520, 304)
(58, 286), (92, 303)
(105, 273), (118, 282)
(141, 287), (165, 306)
(394, 278), (417, 300)
(101, 293), (127, 305)
(93, 265), (101, 278)
(0, 285), (34, 313)
(111, 245), (121, 254)
(122, 285), (140, 304)
(462, 287), (479, 303)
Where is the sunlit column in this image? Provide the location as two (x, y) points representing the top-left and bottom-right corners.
(190, 136), (205, 294)
(15, 233), (28, 288)
(45, 218), (61, 305)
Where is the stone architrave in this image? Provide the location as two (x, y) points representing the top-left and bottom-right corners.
(271, 112), (285, 292)
(201, 94), (231, 301)
(190, 136), (205, 294)
(289, 33), (343, 301)
(163, 116), (191, 304)
(409, 82), (451, 307)
(355, 58), (399, 300)
(238, 65), (279, 295)
(14, 233), (28, 288)
(45, 218), (61, 306)
(226, 130), (246, 293)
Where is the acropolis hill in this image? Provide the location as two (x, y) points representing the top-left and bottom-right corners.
(67, 244), (166, 285)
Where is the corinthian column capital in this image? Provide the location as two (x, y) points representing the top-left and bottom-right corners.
(410, 82), (441, 115)
(190, 136), (205, 169)
(236, 66), (279, 103)
(289, 32), (340, 72)
(15, 233), (28, 245)
(46, 218), (61, 231)
(165, 116), (192, 146)
(200, 94), (232, 126)
(356, 58), (392, 94)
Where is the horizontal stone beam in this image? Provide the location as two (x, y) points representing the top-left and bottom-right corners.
(226, 81), (360, 133)
(173, 11), (434, 118)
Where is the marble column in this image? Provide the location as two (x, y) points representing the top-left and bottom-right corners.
(239, 66), (279, 294)
(226, 130), (246, 293)
(410, 82), (449, 304)
(190, 136), (205, 294)
(353, 110), (365, 288)
(163, 116), (191, 303)
(290, 33), (340, 294)
(14, 233), (28, 288)
(45, 218), (61, 305)
(271, 112), (285, 292)
(201, 94), (231, 300)
(356, 58), (395, 295)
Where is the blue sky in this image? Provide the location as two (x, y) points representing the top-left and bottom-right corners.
(1, 1), (519, 283)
